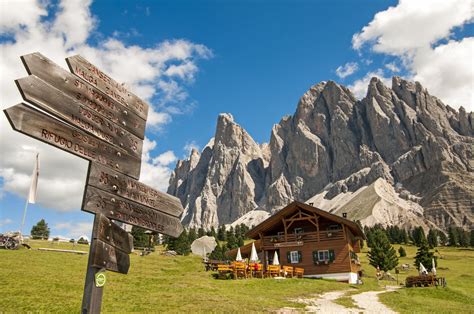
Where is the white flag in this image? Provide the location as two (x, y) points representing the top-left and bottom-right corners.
(27, 153), (40, 204)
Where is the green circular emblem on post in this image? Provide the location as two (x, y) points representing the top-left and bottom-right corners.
(95, 271), (107, 287)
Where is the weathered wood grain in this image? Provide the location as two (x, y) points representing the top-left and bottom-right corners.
(66, 55), (149, 121)
(82, 185), (184, 237)
(21, 52), (146, 139)
(91, 238), (130, 274)
(87, 163), (184, 218)
(93, 213), (133, 254)
(16, 75), (143, 159)
(3, 103), (141, 179)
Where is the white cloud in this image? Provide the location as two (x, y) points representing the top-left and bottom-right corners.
(183, 141), (200, 156)
(139, 138), (177, 191)
(153, 151), (177, 166)
(351, 0), (473, 110)
(0, 0), (211, 212)
(0, 218), (13, 227)
(348, 69), (391, 100)
(53, 221), (93, 240)
(335, 62), (358, 79)
(385, 62), (400, 73)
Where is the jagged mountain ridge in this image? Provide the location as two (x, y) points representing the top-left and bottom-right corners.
(168, 77), (473, 231)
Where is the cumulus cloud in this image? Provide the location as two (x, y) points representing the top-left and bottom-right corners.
(348, 69), (391, 99)
(183, 141), (200, 156)
(0, 218), (13, 228)
(139, 138), (177, 191)
(351, 0), (473, 110)
(0, 0), (211, 212)
(384, 62), (400, 73)
(53, 221), (93, 240)
(335, 62), (358, 79)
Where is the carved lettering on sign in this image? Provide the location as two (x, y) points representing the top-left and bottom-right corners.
(16, 75), (143, 158)
(20, 52), (146, 139)
(4, 103), (141, 179)
(66, 55), (148, 120)
(88, 163), (183, 218)
(83, 185), (183, 237)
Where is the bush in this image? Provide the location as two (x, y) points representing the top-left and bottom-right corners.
(398, 246), (407, 257)
(77, 237), (89, 245)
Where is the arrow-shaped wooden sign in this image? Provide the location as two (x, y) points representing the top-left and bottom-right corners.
(4, 103), (141, 179)
(21, 52), (146, 139)
(16, 75), (143, 159)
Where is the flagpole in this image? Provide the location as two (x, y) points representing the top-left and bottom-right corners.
(20, 197), (30, 235)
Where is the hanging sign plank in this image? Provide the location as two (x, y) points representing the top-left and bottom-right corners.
(94, 213), (133, 254)
(87, 163), (184, 218)
(4, 103), (141, 179)
(82, 185), (183, 237)
(16, 75), (143, 159)
(91, 239), (130, 274)
(21, 52), (146, 139)
(66, 55), (149, 121)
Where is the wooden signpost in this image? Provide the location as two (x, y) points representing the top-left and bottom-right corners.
(3, 52), (184, 313)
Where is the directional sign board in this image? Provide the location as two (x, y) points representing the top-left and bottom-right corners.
(3, 52), (185, 313)
(4, 103), (141, 179)
(87, 163), (184, 218)
(83, 185), (183, 237)
(16, 75), (143, 159)
(66, 55), (149, 121)
(21, 53), (146, 139)
(94, 213), (133, 254)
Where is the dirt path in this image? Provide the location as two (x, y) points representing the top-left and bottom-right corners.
(278, 286), (399, 313)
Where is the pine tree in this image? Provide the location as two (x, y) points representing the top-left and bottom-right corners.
(237, 236), (244, 247)
(459, 229), (469, 247)
(217, 225), (226, 241)
(30, 219), (50, 239)
(226, 227), (238, 250)
(197, 227), (205, 238)
(470, 230), (474, 247)
(401, 229), (409, 244)
(427, 229), (438, 248)
(412, 227), (426, 246)
(174, 230), (191, 255)
(131, 226), (148, 247)
(367, 229), (398, 272)
(438, 231), (448, 246)
(235, 225), (241, 239)
(188, 228), (197, 243)
(448, 226), (459, 246)
(398, 246), (407, 257)
(210, 226), (217, 238)
(414, 238), (437, 270)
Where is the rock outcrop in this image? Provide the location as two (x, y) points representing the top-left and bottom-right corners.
(168, 77), (474, 231)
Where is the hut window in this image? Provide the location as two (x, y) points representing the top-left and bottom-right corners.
(288, 251), (301, 264)
(318, 250), (330, 262)
(326, 224), (341, 231)
(294, 227), (304, 234)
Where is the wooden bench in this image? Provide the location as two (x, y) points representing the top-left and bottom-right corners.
(233, 262), (248, 279)
(250, 263), (264, 278)
(294, 267), (304, 278)
(282, 266), (294, 278)
(266, 265), (281, 278)
(217, 264), (233, 279)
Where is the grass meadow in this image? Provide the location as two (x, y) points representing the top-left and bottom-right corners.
(1, 240), (473, 313)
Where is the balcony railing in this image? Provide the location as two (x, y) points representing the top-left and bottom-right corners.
(262, 230), (344, 248)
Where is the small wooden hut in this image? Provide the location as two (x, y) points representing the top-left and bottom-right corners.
(227, 201), (365, 283)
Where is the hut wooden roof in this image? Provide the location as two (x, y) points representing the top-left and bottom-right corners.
(246, 201), (365, 239)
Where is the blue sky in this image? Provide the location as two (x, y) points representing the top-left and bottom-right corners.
(1, 0), (472, 239)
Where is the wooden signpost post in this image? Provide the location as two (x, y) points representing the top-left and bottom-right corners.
(3, 52), (185, 313)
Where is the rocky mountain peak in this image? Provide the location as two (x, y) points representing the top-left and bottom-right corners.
(169, 77), (473, 231)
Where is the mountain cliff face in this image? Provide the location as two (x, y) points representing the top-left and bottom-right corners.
(168, 77), (473, 231)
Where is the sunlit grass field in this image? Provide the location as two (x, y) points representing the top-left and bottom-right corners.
(1, 240), (473, 313)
